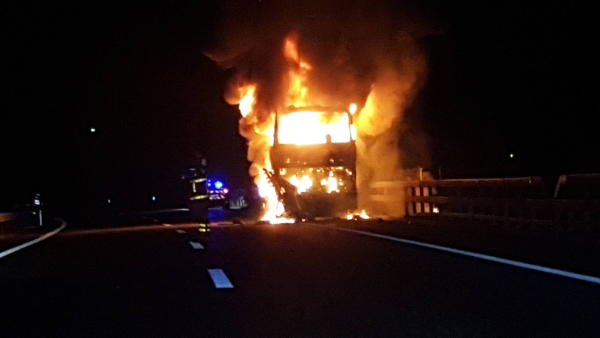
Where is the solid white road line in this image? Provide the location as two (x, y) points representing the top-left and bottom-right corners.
(0, 219), (67, 259)
(337, 227), (600, 285)
(189, 241), (204, 250)
(175, 229), (187, 234)
(208, 269), (234, 288)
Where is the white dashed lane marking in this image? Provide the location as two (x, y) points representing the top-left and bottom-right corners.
(175, 229), (187, 234)
(207, 269), (234, 288)
(189, 241), (204, 250)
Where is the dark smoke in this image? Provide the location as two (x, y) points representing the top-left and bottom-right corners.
(208, 0), (429, 107)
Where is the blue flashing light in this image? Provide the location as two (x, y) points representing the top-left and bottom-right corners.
(214, 180), (224, 189)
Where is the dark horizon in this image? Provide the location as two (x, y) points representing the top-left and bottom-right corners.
(3, 0), (598, 213)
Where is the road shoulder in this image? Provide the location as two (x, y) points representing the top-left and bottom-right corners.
(0, 218), (66, 257)
(324, 217), (600, 278)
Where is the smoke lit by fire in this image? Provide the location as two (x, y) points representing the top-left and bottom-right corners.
(208, 1), (428, 222)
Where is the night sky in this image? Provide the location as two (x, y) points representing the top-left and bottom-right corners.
(3, 1), (598, 213)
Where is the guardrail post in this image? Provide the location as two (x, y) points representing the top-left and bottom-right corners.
(415, 185), (422, 214)
(423, 185), (430, 213)
(553, 175), (566, 198)
(406, 186), (414, 216)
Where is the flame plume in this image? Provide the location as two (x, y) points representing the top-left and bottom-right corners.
(209, 1), (429, 222)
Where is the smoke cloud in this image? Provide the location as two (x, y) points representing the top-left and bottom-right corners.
(206, 0), (429, 217)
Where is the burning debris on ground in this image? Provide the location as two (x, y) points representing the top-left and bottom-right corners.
(206, 0), (429, 223)
(345, 209), (371, 221)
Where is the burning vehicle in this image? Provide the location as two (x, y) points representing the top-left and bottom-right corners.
(267, 105), (357, 218)
(212, 29), (427, 223)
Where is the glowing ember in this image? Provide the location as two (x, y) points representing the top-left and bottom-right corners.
(325, 173), (339, 193)
(289, 174), (313, 193)
(345, 209), (371, 220)
(281, 167), (353, 196)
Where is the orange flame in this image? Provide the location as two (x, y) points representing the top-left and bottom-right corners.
(345, 209), (370, 220)
(238, 85), (256, 118)
(284, 36), (312, 108)
(230, 35), (364, 223)
(277, 110), (353, 145)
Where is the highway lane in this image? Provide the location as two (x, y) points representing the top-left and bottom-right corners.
(1, 221), (599, 337)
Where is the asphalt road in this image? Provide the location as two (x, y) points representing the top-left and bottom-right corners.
(2, 219), (599, 337)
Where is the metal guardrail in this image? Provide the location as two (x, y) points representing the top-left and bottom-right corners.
(369, 176), (600, 232)
(0, 212), (19, 223)
(0, 211), (32, 223)
(554, 174), (600, 199)
(0, 211), (38, 232)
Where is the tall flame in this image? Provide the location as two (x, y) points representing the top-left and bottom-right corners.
(229, 35), (363, 223)
(225, 32), (422, 222)
(284, 36), (312, 108)
(227, 36), (321, 223)
(231, 85), (286, 223)
(238, 85), (256, 118)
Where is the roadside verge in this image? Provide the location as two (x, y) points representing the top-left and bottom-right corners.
(0, 218), (67, 259)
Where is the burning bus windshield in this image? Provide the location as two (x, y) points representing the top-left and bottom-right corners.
(277, 110), (353, 145)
